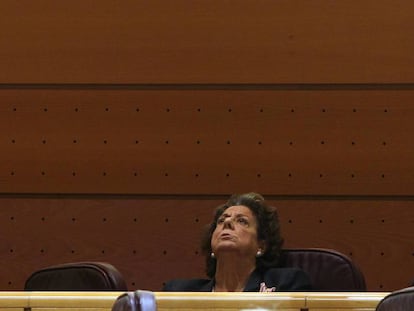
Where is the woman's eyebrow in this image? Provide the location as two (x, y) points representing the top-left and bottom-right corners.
(230, 213), (249, 219)
(220, 212), (249, 218)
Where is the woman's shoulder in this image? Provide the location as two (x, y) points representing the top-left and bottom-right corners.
(263, 267), (313, 291)
(162, 278), (213, 292)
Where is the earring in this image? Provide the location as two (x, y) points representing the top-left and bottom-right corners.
(256, 249), (263, 257)
(211, 252), (215, 258)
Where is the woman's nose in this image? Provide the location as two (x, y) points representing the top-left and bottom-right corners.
(223, 218), (234, 229)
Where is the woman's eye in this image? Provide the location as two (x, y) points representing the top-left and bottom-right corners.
(237, 218), (249, 226)
(217, 218), (225, 224)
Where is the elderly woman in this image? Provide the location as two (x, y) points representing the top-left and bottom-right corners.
(163, 192), (312, 292)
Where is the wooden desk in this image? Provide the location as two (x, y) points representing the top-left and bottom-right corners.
(156, 292), (307, 310)
(0, 291), (389, 311)
(305, 292), (388, 311)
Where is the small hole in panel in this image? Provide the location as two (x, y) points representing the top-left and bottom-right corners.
(257, 173), (261, 178)
(320, 140), (325, 145)
(163, 250), (167, 255)
(101, 250), (105, 254)
(165, 140), (169, 144)
(10, 249), (14, 253)
(258, 141), (262, 145)
(41, 171), (46, 176)
(291, 109), (295, 113)
(102, 218), (107, 222)
(75, 108), (79, 112)
(380, 252), (385, 256)
(288, 219), (293, 224)
(259, 108), (264, 112)
(197, 108), (201, 112)
(351, 174), (355, 178)
(166, 108), (170, 112)
(228, 108), (232, 112)
(382, 142), (387, 146)
(319, 219), (323, 223)
(351, 141), (355, 145)
(133, 250), (137, 254)
(165, 218), (169, 223)
(322, 108), (326, 112)
(42, 140), (47, 144)
(226, 140), (231, 145)
(72, 218), (76, 222)
(105, 108), (109, 112)
(103, 140), (108, 144)
(195, 173), (199, 177)
(289, 141), (293, 146)
(11, 139), (16, 144)
(10, 216), (14, 221)
(133, 218), (138, 222)
(226, 173), (230, 177)
(43, 108), (48, 112)
(349, 252), (353, 256)
(8, 281), (12, 285)
(131, 282), (136, 286)
(11, 172), (15, 176)
(195, 218), (199, 223)
(288, 173), (292, 177)
(350, 219), (354, 224)
(71, 250), (75, 254)
(384, 109), (388, 113)
(134, 172), (138, 176)
(72, 172), (76, 176)
(195, 250), (199, 255)
(164, 173), (169, 177)
(319, 174), (323, 178)
(135, 140), (139, 144)
(13, 107), (17, 112)
(40, 249), (45, 253)
(41, 217), (45, 221)
(73, 139), (77, 144)
(379, 284), (384, 289)
(352, 108), (357, 112)
(103, 172), (107, 176)
(136, 108), (140, 112)
(196, 140), (201, 144)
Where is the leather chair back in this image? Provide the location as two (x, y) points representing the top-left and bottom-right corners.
(280, 248), (366, 291)
(376, 286), (414, 311)
(112, 291), (157, 311)
(24, 261), (128, 291)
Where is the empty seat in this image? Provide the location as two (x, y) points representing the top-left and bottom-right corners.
(280, 248), (366, 291)
(24, 261), (128, 291)
(376, 286), (414, 311)
(112, 290), (157, 311)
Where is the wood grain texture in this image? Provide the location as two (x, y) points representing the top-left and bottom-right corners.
(1, 93), (414, 195)
(1, 197), (413, 292)
(1, 0), (413, 296)
(0, 1), (413, 83)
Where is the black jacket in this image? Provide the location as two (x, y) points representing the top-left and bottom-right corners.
(163, 267), (312, 292)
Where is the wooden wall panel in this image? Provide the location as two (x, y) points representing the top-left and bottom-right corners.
(1, 91), (414, 195)
(1, 0), (413, 83)
(1, 197), (413, 292)
(1, 0), (414, 296)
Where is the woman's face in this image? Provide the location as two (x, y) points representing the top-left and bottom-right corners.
(211, 205), (263, 258)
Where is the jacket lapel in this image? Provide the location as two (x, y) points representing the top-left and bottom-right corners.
(199, 279), (215, 292)
(243, 269), (262, 292)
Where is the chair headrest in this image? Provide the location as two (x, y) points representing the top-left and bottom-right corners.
(112, 291), (157, 311)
